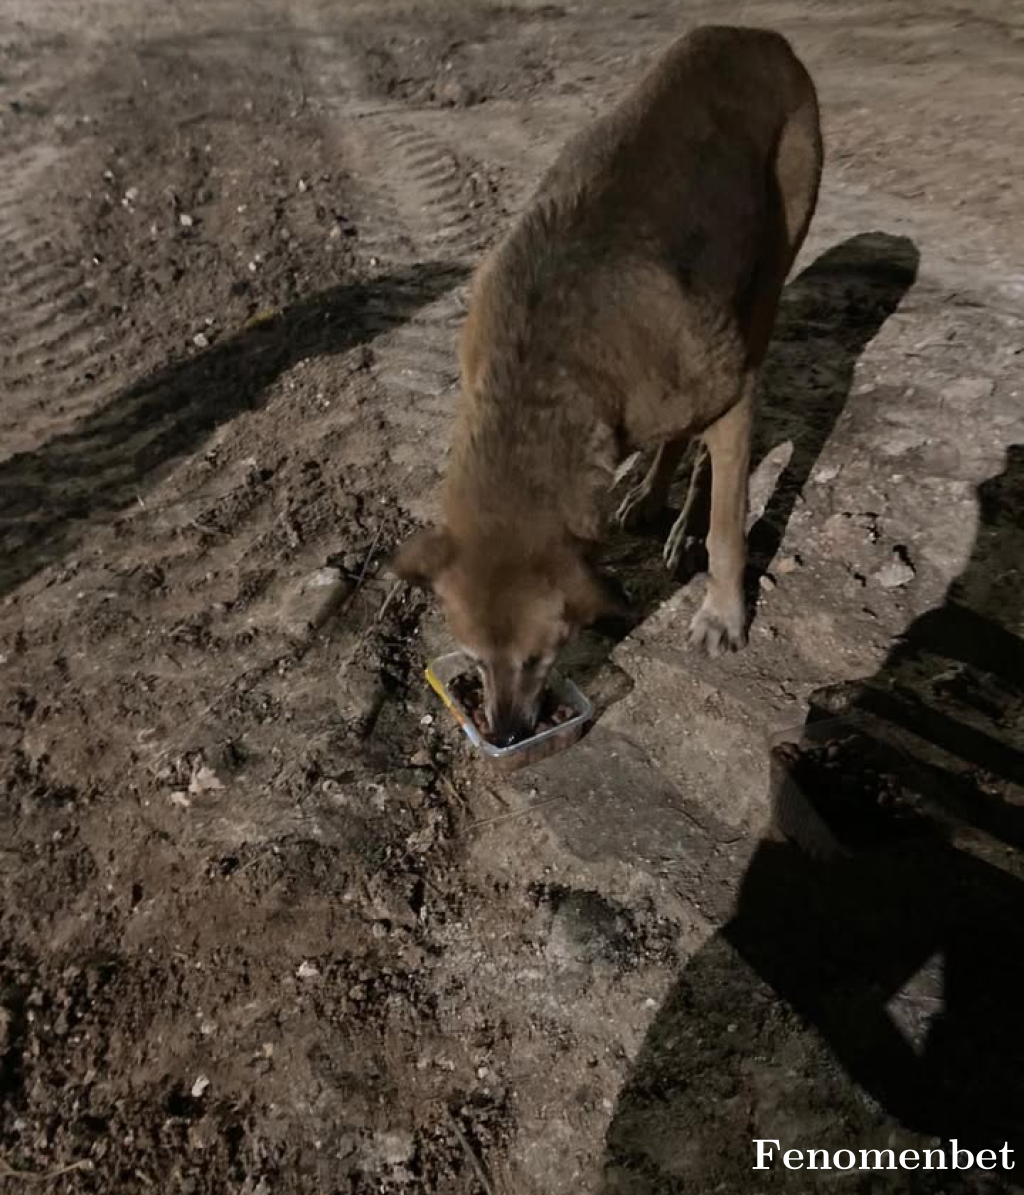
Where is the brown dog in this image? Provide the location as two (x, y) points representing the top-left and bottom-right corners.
(392, 25), (822, 745)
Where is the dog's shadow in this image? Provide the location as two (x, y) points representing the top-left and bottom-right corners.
(565, 231), (921, 697)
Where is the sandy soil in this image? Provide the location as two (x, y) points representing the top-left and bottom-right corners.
(2, 1), (1023, 1192)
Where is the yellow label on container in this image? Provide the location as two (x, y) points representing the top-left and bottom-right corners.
(245, 308), (279, 329)
(424, 665), (452, 707)
(425, 666), (473, 733)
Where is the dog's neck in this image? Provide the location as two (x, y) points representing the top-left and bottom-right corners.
(444, 382), (620, 548)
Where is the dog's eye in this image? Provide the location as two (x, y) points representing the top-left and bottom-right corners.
(523, 654), (541, 672)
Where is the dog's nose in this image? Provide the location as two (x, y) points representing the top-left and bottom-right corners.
(491, 714), (533, 749)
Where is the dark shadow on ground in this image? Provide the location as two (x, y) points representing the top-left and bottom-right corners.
(601, 447), (1024, 1193)
(0, 260), (467, 597)
(569, 232), (920, 698)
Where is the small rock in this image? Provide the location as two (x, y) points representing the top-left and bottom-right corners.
(297, 960), (320, 981)
(179, 212), (194, 228)
(369, 1130), (415, 1168)
(189, 765), (225, 796)
(337, 665), (387, 731)
(169, 790), (191, 809)
(297, 178), (308, 193)
(193, 332), (209, 349)
(437, 78), (477, 107)
(875, 554), (916, 589)
(759, 574), (776, 591)
(776, 555), (801, 575)
(880, 428), (928, 457)
(420, 714), (434, 726)
(191, 1075), (210, 1098)
(942, 377), (994, 406)
(122, 187), (139, 205)
(822, 511), (879, 551)
(409, 748), (432, 768)
(279, 567), (351, 638)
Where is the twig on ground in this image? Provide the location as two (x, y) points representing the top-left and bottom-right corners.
(466, 792), (568, 831)
(447, 1110), (496, 1195)
(342, 522), (387, 611)
(0, 1156), (92, 1182)
(185, 517), (221, 537)
(372, 580), (403, 624)
(349, 580), (403, 650)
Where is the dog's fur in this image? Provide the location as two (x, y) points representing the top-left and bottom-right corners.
(393, 26), (823, 744)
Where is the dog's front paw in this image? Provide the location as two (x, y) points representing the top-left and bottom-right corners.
(616, 482), (663, 530)
(689, 593), (747, 657)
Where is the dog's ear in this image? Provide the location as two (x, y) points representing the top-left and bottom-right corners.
(390, 526), (455, 589)
(562, 559), (631, 628)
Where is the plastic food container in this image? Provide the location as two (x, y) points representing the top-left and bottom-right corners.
(425, 651), (592, 773)
(769, 714), (928, 860)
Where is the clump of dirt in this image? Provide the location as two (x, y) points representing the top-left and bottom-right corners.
(531, 884), (680, 972)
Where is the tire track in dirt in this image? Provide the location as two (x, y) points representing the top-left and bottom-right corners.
(0, 151), (119, 460)
(293, 18), (510, 515)
(339, 118), (477, 508)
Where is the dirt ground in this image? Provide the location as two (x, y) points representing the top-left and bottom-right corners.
(2, 1), (1024, 1192)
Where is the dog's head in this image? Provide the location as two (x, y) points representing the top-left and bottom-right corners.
(392, 526), (626, 745)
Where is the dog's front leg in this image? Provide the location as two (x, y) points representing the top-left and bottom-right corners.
(688, 377), (754, 655)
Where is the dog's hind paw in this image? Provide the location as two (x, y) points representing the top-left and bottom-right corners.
(688, 595), (747, 657)
(616, 482), (664, 530)
(664, 522), (703, 576)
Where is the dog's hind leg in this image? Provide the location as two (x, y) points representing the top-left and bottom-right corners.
(664, 441), (712, 573)
(774, 91), (823, 279)
(687, 377), (755, 656)
(616, 435), (688, 529)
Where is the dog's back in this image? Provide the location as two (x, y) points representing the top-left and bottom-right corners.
(535, 26), (814, 276)
(458, 26), (821, 460)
